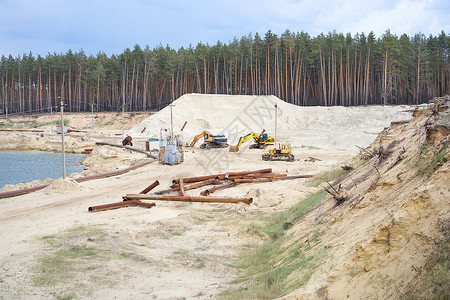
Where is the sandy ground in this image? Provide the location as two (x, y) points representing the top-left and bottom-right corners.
(0, 146), (356, 299)
(1, 94), (441, 299)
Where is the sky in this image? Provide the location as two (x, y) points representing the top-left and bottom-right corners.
(0, 0), (448, 58)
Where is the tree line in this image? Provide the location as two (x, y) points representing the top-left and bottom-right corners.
(1, 29), (449, 115)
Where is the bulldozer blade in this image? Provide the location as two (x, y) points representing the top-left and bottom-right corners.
(228, 146), (238, 152)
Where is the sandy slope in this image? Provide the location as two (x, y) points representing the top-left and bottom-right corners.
(1, 94), (443, 299)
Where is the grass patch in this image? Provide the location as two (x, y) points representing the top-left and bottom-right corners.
(220, 191), (326, 299)
(0, 120), (39, 129)
(33, 226), (105, 287)
(56, 292), (76, 300)
(55, 119), (70, 127)
(300, 145), (319, 149)
(416, 147), (448, 177)
(102, 120), (114, 126)
(306, 158), (367, 187)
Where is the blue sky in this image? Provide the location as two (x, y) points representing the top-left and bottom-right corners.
(0, 0), (448, 58)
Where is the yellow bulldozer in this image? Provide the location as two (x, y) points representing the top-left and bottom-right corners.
(229, 130), (274, 152)
(262, 143), (295, 161)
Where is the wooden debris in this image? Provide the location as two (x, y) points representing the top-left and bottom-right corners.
(324, 183), (348, 205)
(341, 164), (354, 171)
(305, 156), (322, 162)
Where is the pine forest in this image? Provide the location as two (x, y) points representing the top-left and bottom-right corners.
(1, 30), (449, 114)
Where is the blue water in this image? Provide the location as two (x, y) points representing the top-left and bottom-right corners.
(0, 151), (86, 189)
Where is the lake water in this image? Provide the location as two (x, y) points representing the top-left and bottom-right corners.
(0, 151), (86, 189)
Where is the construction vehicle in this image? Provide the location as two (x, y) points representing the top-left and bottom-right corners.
(190, 131), (228, 149)
(262, 143), (295, 161)
(229, 130), (274, 152)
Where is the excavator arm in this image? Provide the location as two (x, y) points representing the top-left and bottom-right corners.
(190, 131), (211, 147)
(229, 132), (259, 152)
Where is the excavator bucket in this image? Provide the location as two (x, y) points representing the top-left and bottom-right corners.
(229, 145), (239, 152)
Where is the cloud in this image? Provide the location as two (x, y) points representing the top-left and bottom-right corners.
(0, 0), (448, 57)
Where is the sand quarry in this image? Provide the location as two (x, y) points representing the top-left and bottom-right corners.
(0, 94), (448, 299)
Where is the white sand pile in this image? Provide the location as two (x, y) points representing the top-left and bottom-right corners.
(128, 94), (417, 149)
(43, 178), (84, 192)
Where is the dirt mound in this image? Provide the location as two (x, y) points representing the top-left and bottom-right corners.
(128, 94), (416, 149)
(282, 97), (449, 299)
(82, 145), (148, 171)
(43, 178), (84, 192)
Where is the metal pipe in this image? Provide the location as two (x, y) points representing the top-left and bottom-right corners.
(233, 178), (271, 183)
(0, 184), (51, 198)
(179, 178), (186, 196)
(76, 159), (157, 182)
(233, 174), (313, 184)
(139, 180), (160, 194)
(277, 175), (314, 180)
(88, 200), (155, 212)
(200, 182), (235, 196)
(244, 173), (287, 178)
(60, 98), (66, 179)
(180, 121), (188, 131)
(170, 179), (221, 192)
(227, 173), (286, 180)
(225, 168), (272, 176)
(172, 169), (272, 185)
(172, 174), (225, 184)
(123, 194), (253, 204)
(136, 202), (157, 208)
(95, 142), (158, 159)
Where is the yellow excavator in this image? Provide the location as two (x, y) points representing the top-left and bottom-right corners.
(262, 143), (295, 161)
(229, 130), (274, 152)
(190, 131), (228, 149)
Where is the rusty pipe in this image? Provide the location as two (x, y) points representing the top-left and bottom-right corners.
(180, 121), (188, 131)
(122, 194), (252, 204)
(171, 168), (272, 184)
(179, 178), (186, 196)
(172, 174), (226, 184)
(200, 182), (235, 196)
(225, 168), (272, 176)
(233, 174), (313, 184)
(88, 200), (155, 212)
(233, 178), (271, 183)
(276, 175), (313, 180)
(244, 173), (287, 178)
(95, 142), (158, 159)
(227, 173), (286, 180)
(170, 178), (220, 191)
(76, 159), (157, 182)
(136, 202), (157, 208)
(139, 180), (160, 194)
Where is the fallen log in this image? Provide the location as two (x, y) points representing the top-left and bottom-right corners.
(122, 194), (253, 204)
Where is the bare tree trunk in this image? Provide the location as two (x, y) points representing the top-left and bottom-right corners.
(416, 47), (420, 104)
